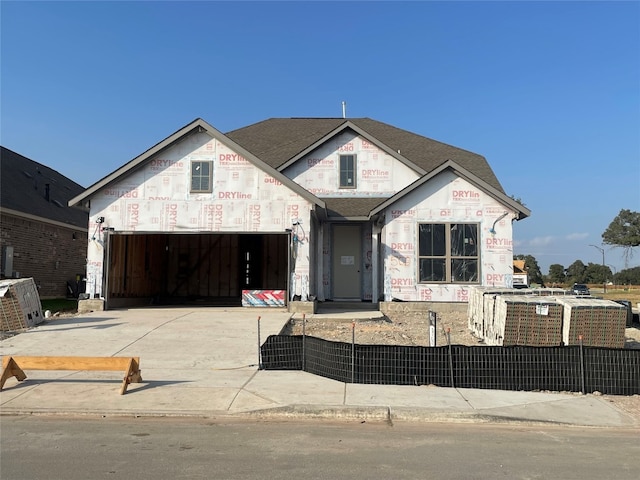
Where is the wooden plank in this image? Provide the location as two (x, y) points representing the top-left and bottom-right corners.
(229, 235), (239, 296)
(218, 234), (231, 296)
(187, 234), (200, 296)
(2, 356), (140, 371)
(0, 357), (26, 389)
(108, 235), (126, 296)
(264, 234), (287, 289)
(135, 235), (147, 295)
(120, 357), (142, 395)
(1, 356), (142, 395)
(198, 235), (209, 297)
(149, 234), (169, 295)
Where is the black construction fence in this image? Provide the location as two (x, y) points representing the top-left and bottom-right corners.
(260, 335), (640, 395)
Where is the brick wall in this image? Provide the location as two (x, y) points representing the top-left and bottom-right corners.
(0, 213), (88, 298)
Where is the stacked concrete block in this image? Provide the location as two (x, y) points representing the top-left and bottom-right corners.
(0, 294), (25, 331)
(485, 295), (564, 346)
(532, 288), (574, 297)
(467, 287), (515, 338)
(0, 277), (43, 332)
(557, 297), (627, 349)
(467, 287), (569, 340)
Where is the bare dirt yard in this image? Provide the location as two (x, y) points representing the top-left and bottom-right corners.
(284, 309), (640, 420)
(285, 309), (640, 349)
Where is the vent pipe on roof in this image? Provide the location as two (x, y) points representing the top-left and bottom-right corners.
(45, 183), (50, 202)
(342, 101), (346, 119)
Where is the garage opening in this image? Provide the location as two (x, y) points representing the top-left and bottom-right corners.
(105, 233), (289, 308)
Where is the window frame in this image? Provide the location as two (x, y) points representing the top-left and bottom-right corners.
(417, 222), (480, 284)
(190, 160), (213, 193)
(338, 154), (357, 189)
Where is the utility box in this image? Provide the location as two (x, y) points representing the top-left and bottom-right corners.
(1, 246), (14, 278)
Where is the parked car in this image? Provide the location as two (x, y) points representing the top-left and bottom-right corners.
(572, 283), (590, 296)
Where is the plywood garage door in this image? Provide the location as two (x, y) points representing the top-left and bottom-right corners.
(106, 233), (288, 306)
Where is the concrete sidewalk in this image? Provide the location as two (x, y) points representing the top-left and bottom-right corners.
(1, 307), (638, 428)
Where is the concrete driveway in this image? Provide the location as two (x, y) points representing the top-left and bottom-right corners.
(1, 307), (638, 428)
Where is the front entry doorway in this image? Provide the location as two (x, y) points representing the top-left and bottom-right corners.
(332, 224), (361, 300)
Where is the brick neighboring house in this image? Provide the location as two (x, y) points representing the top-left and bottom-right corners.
(0, 146), (88, 298)
(69, 117), (530, 310)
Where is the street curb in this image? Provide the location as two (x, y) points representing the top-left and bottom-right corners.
(1, 405), (639, 429)
(390, 408), (572, 426)
(245, 405), (393, 423)
(236, 404), (632, 428)
(0, 408), (228, 419)
(247, 405), (577, 427)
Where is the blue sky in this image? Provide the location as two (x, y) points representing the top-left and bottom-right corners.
(2, 1), (639, 274)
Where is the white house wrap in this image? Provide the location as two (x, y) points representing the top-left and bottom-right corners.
(69, 118), (530, 309)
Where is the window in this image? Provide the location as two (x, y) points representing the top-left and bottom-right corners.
(418, 223), (479, 283)
(339, 154), (356, 188)
(191, 161), (212, 193)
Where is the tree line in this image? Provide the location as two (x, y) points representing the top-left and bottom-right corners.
(515, 209), (640, 286)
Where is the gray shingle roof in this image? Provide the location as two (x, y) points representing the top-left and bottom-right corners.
(226, 117), (505, 193)
(1, 146), (88, 228)
(322, 197), (388, 219)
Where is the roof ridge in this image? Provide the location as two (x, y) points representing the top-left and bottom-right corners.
(1, 146), (86, 189)
(351, 118), (486, 159)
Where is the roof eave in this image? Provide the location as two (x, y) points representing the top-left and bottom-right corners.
(370, 159), (531, 220)
(278, 121), (426, 175)
(69, 118), (213, 207)
(1, 206), (89, 231)
(69, 118), (326, 209)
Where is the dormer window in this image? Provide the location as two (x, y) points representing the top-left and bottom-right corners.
(339, 154), (356, 189)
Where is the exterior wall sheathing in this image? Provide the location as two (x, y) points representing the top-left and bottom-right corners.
(286, 131), (521, 303)
(81, 126), (528, 307)
(283, 131), (420, 197)
(86, 132), (312, 301)
(383, 171), (517, 303)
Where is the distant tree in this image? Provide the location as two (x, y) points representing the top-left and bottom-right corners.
(566, 260), (587, 284)
(616, 266), (640, 285)
(584, 262), (612, 285)
(509, 195), (526, 207)
(514, 254), (544, 286)
(548, 264), (566, 284)
(602, 209), (640, 268)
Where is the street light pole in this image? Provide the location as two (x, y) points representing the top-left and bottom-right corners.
(589, 244), (606, 293)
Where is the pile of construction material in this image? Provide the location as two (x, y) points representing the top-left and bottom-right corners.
(0, 278), (43, 332)
(485, 295), (564, 346)
(468, 287), (628, 348)
(556, 297), (627, 348)
(467, 287), (569, 341)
